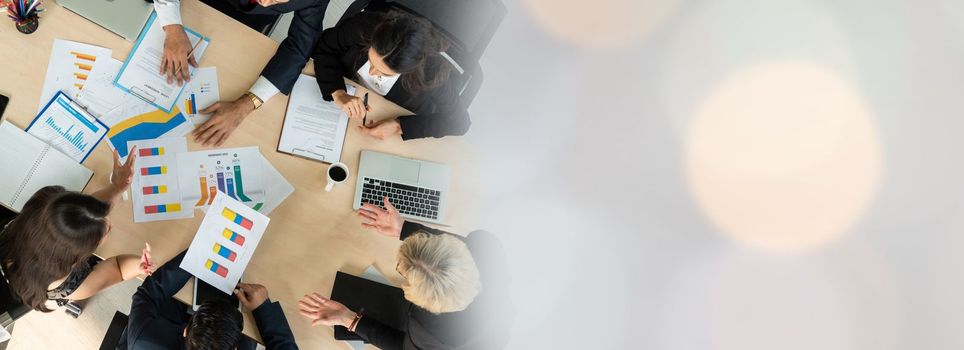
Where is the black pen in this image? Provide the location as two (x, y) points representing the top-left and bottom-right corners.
(362, 92), (369, 127)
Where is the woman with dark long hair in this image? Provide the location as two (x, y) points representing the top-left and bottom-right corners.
(0, 149), (154, 311)
(312, 9), (470, 140)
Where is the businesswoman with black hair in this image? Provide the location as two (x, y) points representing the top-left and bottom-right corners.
(312, 9), (471, 140)
(0, 149), (153, 311)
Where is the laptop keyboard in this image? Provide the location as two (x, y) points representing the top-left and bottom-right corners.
(360, 177), (441, 220)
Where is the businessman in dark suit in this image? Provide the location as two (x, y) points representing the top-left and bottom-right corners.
(118, 251), (298, 350)
(153, 0), (330, 146)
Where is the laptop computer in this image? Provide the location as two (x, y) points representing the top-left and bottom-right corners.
(57, 0), (153, 41)
(353, 150), (450, 225)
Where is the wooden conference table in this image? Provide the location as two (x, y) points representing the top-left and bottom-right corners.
(0, 0), (484, 348)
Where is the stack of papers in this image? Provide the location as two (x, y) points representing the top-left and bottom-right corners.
(128, 137), (294, 223)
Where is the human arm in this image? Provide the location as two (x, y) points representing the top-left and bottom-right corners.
(154, 0), (197, 86)
(90, 148), (136, 207)
(126, 251), (192, 346)
(297, 292), (404, 350)
(311, 12), (379, 101)
(236, 283), (299, 350)
(64, 244), (153, 301)
(393, 74), (472, 140)
(356, 197), (453, 240)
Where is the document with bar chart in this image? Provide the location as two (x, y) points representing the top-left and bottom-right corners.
(37, 40), (113, 113)
(182, 67), (220, 126)
(26, 91), (109, 163)
(176, 147), (266, 211)
(181, 192), (269, 294)
(129, 137), (193, 223)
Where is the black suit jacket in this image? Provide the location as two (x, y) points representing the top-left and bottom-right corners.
(311, 11), (471, 140)
(352, 222), (510, 350)
(119, 251), (299, 350)
(231, 0), (330, 95)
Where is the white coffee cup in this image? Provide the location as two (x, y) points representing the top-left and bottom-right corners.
(325, 162), (350, 192)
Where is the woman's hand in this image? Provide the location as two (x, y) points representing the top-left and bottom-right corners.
(255, 0), (290, 6)
(332, 89), (370, 120)
(111, 147), (137, 192)
(139, 243), (155, 276)
(358, 119), (402, 140)
(160, 25), (198, 86)
(193, 97), (255, 147)
(298, 292), (356, 327)
(356, 197), (404, 238)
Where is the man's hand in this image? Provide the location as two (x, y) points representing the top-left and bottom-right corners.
(332, 89), (370, 120)
(235, 283), (270, 311)
(192, 97), (255, 146)
(357, 197), (404, 237)
(161, 25), (198, 86)
(358, 119), (402, 140)
(298, 292), (356, 327)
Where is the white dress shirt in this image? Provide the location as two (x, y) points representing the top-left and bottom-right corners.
(356, 61), (400, 96)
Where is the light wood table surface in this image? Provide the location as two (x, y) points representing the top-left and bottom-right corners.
(0, 1), (483, 348)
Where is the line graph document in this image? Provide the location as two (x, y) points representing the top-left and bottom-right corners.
(277, 74), (355, 164)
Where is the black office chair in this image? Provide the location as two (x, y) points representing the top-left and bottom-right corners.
(0, 266), (29, 350)
(98, 311), (129, 350)
(339, 0), (507, 107)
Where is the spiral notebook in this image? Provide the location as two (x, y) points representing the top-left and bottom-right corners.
(0, 122), (94, 212)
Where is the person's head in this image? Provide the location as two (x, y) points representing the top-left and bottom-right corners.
(185, 298), (244, 350)
(0, 188), (111, 312)
(366, 10), (452, 93)
(396, 232), (481, 314)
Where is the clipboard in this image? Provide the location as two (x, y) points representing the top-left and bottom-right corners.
(276, 75), (353, 164)
(25, 91), (109, 163)
(113, 11), (210, 113)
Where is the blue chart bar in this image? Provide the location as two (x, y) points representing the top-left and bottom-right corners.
(45, 116), (88, 151)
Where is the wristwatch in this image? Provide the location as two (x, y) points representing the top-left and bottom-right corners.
(244, 92), (264, 110)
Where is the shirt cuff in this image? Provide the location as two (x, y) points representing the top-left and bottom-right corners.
(154, 1), (182, 27)
(249, 76), (281, 103)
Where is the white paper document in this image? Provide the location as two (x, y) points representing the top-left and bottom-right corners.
(181, 192), (269, 294)
(181, 67), (220, 126)
(278, 75), (354, 164)
(75, 58), (144, 118)
(26, 91), (109, 163)
(129, 137), (194, 223)
(258, 154), (295, 215)
(38, 40), (112, 113)
(115, 12), (210, 113)
(176, 147), (266, 211)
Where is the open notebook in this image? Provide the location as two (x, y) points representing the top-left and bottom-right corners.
(0, 121), (94, 211)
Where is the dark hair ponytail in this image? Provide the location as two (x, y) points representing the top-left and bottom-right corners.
(0, 188), (110, 312)
(369, 10), (452, 93)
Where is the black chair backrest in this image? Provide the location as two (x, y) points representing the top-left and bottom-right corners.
(378, 0), (506, 68)
(0, 207), (28, 326)
(99, 311), (129, 350)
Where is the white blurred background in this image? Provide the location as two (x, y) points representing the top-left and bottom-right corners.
(466, 0), (964, 348)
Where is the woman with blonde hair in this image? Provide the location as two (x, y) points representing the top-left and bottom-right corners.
(299, 198), (510, 349)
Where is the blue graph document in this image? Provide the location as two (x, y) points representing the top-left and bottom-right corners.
(26, 91), (109, 163)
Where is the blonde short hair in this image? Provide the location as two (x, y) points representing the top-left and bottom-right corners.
(397, 232), (481, 314)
